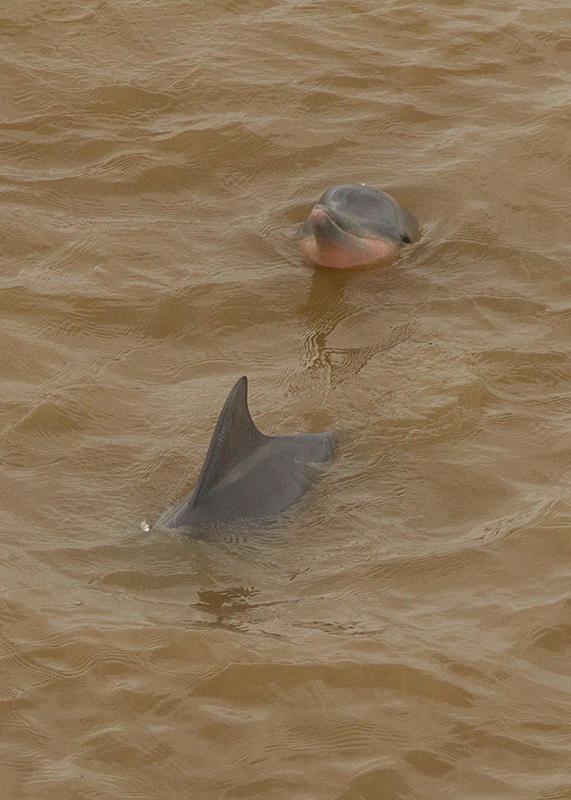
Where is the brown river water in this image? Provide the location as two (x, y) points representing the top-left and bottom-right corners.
(1, 1), (570, 798)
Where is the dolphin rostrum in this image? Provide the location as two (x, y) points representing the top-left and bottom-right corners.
(157, 377), (335, 529)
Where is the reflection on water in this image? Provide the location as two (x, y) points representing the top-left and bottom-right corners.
(195, 587), (259, 633)
(297, 268), (417, 395)
(1, 0), (570, 798)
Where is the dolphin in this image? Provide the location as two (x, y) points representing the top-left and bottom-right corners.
(157, 377), (335, 529)
(299, 184), (419, 268)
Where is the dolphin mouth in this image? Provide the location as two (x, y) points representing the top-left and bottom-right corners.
(311, 205), (365, 242)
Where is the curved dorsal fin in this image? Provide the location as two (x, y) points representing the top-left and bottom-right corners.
(190, 376), (265, 508)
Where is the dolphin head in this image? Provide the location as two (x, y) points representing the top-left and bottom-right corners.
(300, 184), (419, 269)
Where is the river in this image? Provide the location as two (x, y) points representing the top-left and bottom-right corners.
(1, 1), (569, 798)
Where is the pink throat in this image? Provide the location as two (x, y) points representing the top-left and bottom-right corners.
(300, 234), (400, 269)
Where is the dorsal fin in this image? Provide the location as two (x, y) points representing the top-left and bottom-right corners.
(190, 376), (266, 508)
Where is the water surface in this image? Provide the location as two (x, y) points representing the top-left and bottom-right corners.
(1, 1), (570, 798)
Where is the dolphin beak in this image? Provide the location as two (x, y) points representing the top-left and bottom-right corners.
(310, 205), (348, 244)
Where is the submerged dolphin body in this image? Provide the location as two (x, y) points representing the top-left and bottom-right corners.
(299, 184), (419, 268)
(157, 377), (335, 529)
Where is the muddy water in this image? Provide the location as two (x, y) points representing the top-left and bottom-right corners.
(1, 1), (570, 798)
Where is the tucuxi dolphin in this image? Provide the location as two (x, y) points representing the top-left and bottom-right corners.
(156, 377), (335, 529)
(299, 183), (419, 268)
